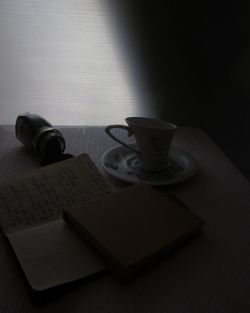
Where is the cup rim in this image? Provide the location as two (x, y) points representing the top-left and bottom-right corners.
(125, 117), (177, 130)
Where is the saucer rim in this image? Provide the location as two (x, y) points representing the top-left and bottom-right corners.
(101, 144), (198, 186)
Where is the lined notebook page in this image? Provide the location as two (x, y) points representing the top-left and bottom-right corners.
(0, 154), (112, 234)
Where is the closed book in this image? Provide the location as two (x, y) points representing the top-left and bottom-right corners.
(64, 185), (204, 281)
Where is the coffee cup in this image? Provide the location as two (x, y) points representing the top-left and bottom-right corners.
(105, 117), (177, 172)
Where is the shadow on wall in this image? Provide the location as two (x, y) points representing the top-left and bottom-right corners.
(110, 0), (250, 180)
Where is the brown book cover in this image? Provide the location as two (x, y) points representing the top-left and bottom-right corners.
(64, 185), (204, 281)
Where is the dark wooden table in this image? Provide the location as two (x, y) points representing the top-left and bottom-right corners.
(0, 125), (250, 313)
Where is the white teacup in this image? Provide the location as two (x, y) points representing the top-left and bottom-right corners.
(105, 117), (177, 172)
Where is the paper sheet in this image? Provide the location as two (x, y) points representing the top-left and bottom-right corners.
(8, 219), (105, 291)
(0, 154), (112, 234)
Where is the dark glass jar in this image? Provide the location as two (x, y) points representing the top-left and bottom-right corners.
(15, 113), (65, 157)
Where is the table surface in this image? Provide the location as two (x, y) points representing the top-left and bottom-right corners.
(0, 125), (250, 313)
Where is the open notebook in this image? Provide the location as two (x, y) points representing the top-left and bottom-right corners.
(0, 154), (112, 292)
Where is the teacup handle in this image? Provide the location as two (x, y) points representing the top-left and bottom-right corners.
(105, 125), (140, 156)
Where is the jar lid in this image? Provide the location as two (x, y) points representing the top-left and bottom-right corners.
(36, 129), (65, 157)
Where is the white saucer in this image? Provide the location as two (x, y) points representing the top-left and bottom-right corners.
(102, 144), (198, 186)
